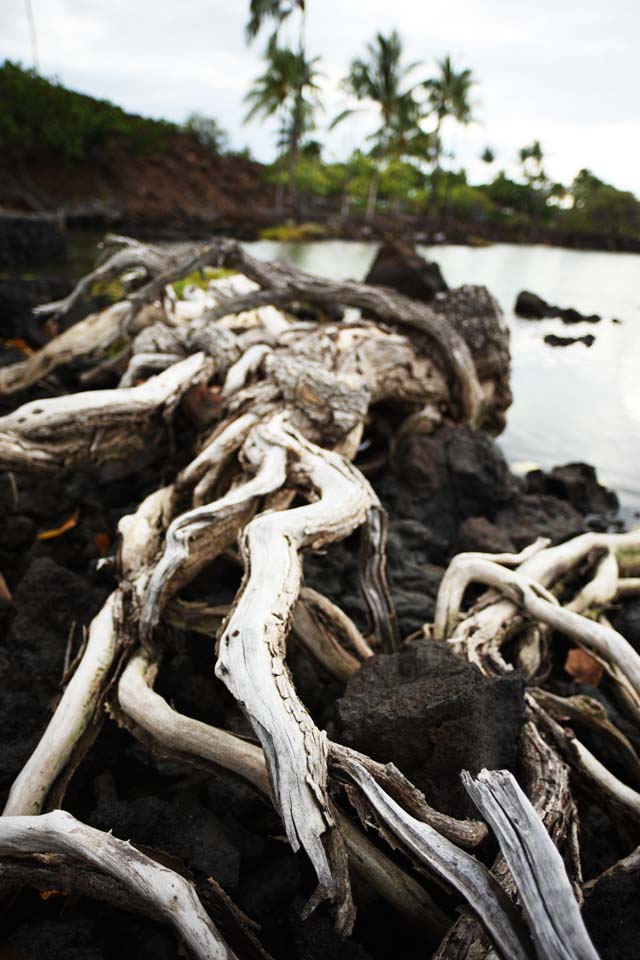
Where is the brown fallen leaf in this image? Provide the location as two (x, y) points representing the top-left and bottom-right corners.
(94, 532), (111, 556)
(181, 382), (224, 426)
(1, 337), (35, 356)
(565, 647), (604, 686)
(39, 889), (66, 901)
(37, 509), (80, 541)
(0, 572), (12, 603)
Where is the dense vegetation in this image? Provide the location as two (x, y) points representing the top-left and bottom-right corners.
(243, 1), (640, 244)
(0, 61), (181, 162)
(3, 3), (640, 251)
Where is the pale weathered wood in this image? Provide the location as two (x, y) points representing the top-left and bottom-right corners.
(462, 769), (599, 960)
(0, 810), (235, 960)
(117, 646), (449, 935)
(214, 415), (383, 932)
(3, 487), (173, 816)
(435, 554), (640, 711)
(340, 757), (532, 960)
(0, 352), (214, 471)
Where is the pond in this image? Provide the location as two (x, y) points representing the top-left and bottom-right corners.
(244, 239), (640, 519)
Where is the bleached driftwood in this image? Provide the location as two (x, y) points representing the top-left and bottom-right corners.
(214, 416), (384, 931)
(0, 810), (234, 960)
(434, 553), (640, 710)
(433, 722), (576, 959)
(140, 420), (288, 641)
(5, 235), (638, 955)
(3, 486), (173, 817)
(340, 757), (531, 960)
(3, 592), (120, 817)
(0, 353), (214, 471)
(462, 769), (599, 960)
(117, 646), (450, 936)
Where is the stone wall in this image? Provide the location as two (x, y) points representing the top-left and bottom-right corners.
(0, 212), (66, 268)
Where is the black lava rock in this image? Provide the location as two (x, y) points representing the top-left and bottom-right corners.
(583, 853), (640, 960)
(515, 290), (601, 324)
(364, 239), (447, 302)
(333, 639), (524, 818)
(544, 333), (595, 347)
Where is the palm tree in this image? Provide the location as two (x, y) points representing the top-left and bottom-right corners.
(246, 1), (310, 215)
(244, 44), (322, 215)
(519, 140), (546, 187)
(332, 30), (420, 220)
(423, 55), (475, 217)
(246, 0), (304, 45)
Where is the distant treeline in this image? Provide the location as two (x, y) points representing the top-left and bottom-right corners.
(271, 150), (640, 245)
(2, 57), (639, 247)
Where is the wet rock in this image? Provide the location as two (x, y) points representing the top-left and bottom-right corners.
(333, 639), (524, 818)
(609, 598), (640, 653)
(525, 462), (619, 518)
(454, 516), (516, 554)
(515, 290), (601, 324)
(290, 897), (373, 959)
(0, 211), (66, 269)
(1, 514), (36, 550)
(5, 557), (106, 688)
(6, 897), (177, 960)
(364, 239), (447, 302)
(544, 333), (595, 347)
(496, 494), (584, 550)
(376, 425), (517, 566)
(0, 557), (107, 804)
(90, 791), (241, 888)
(239, 854), (303, 920)
(6, 909), (104, 960)
(583, 851), (640, 960)
(434, 285), (512, 434)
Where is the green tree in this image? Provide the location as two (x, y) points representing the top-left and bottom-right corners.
(245, 0), (304, 44)
(332, 30), (419, 220)
(565, 169), (640, 242)
(246, 0), (310, 215)
(423, 55), (475, 217)
(184, 112), (228, 153)
(519, 139), (546, 188)
(481, 146), (495, 165)
(244, 44), (321, 214)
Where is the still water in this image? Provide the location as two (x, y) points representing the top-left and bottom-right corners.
(244, 240), (640, 517)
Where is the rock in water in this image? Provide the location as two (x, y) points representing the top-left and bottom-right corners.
(515, 290), (601, 324)
(364, 239), (447, 302)
(544, 333), (595, 347)
(333, 639), (524, 818)
(525, 462), (619, 518)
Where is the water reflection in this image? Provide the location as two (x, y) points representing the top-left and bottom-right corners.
(245, 239), (640, 515)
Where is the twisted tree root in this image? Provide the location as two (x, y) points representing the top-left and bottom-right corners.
(0, 810), (235, 959)
(117, 646), (450, 937)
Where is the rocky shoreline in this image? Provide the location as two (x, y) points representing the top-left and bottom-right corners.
(0, 236), (638, 959)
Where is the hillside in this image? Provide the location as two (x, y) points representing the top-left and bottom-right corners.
(0, 62), (274, 235)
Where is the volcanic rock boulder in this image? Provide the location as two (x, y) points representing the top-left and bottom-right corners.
(524, 462), (619, 519)
(583, 851), (640, 960)
(515, 290), (601, 324)
(333, 639), (524, 818)
(0, 557), (107, 804)
(544, 333), (595, 348)
(364, 239), (447, 302)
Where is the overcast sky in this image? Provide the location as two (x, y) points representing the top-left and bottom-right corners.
(2, 0), (639, 193)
